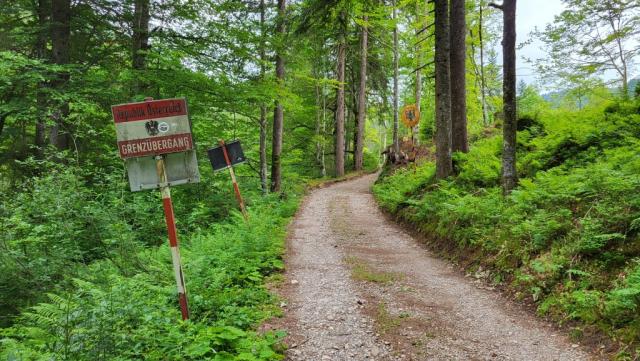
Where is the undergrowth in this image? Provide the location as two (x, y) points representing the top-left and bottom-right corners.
(373, 101), (640, 358)
(0, 183), (303, 360)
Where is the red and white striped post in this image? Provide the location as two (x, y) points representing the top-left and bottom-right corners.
(155, 154), (190, 320)
(219, 139), (248, 220)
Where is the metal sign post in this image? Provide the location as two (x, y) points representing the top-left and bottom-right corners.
(111, 97), (197, 321)
(401, 104), (421, 144)
(155, 154), (190, 320)
(219, 139), (248, 220)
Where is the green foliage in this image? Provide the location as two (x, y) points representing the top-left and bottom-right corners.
(373, 162), (435, 213)
(374, 102), (640, 353)
(0, 189), (299, 360)
(0, 164), (155, 323)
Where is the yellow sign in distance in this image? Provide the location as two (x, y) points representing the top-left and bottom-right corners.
(401, 104), (420, 128)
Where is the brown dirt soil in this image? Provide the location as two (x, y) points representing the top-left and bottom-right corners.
(270, 174), (603, 361)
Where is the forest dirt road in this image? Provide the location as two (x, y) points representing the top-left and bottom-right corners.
(279, 173), (597, 361)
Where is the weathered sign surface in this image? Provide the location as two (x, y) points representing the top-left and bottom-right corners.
(111, 97), (200, 192)
(112, 98), (193, 159)
(125, 151), (200, 191)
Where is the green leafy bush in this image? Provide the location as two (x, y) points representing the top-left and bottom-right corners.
(1, 191), (298, 360)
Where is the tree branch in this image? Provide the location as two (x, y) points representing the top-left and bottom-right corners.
(488, 2), (503, 10)
(414, 33), (435, 46)
(412, 61), (435, 74)
(416, 23), (435, 36)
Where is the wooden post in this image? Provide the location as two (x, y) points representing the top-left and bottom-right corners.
(219, 139), (249, 220)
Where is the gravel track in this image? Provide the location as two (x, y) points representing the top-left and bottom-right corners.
(282, 173), (597, 361)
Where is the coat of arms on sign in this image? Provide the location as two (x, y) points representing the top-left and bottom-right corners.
(145, 120), (159, 136)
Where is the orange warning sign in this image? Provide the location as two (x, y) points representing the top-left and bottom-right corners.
(401, 104), (420, 128)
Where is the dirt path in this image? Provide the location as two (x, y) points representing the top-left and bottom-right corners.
(281, 174), (596, 361)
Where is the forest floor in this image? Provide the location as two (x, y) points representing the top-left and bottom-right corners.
(273, 173), (600, 361)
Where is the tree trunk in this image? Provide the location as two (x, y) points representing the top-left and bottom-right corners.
(0, 114), (6, 139)
(469, 28), (489, 127)
(478, 0), (489, 125)
(501, 0), (517, 194)
(335, 11), (346, 177)
(132, 0), (150, 95)
(434, 0), (453, 179)
(414, 1), (422, 143)
(392, 4), (399, 155)
(608, 15), (629, 98)
(50, 0), (71, 150)
(271, 0), (286, 192)
(314, 70), (323, 172)
(321, 70), (327, 177)
(313, 44), (326, 176)
(35, 0), (50, 157)
(259, 106), (268, 194)
(450, 0), (468, 153)
(258, 0), (268, 195)
(621, 64), (628, 98)
(354, 15), (368, 171)
(411, 1), (428, 143)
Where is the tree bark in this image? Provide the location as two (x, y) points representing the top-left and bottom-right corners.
(354, 15), (368, 171)
(478, 0), (489, 125)
(258, 0), (268, 195)
(434, 0), (453, 179)
(50, 0), (71, 150)
(314, 67), (323, 172)
(320, 67), (327, 177)
(259, 106), (268, 194)
(132, 0), (151, 95)
(35, 0), (50, 157)
(334, 11), (346, 177)
(450, 0), (468, 153)
(271, 0), (286, 192)
(501, 0), (517, 194)
(392, 4), (399, 155)
(414, 0), (423, 143)
(0, 114), (6, 139)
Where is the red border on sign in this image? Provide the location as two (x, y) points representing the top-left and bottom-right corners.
(112, 98), (187, 123)
(118, 133), (193, 158)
